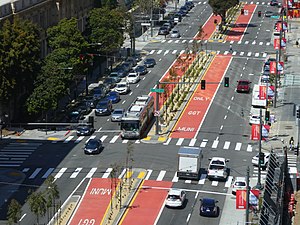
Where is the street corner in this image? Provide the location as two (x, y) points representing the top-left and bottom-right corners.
(141, 135), (167, 144)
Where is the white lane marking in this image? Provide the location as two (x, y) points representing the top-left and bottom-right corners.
(212, 140), (219, 148)
(211, 181), (218, 186)
(156, 170), (166, 181)
(75, 136), (84, 143)
(223, 141), (230, 149)
(118, 168), (127, 179)
(247, 52), (252, 56)
(122, 139), (129, 143)
(198, 174), (206, 184)
(172, 173), (179, 182)
(176, 138), (184, 145)
(180, 50), (185, 55)
(157, 50), (162, 54)
(149, 50), (155, 54)
(259, 42), (263, 45)
(235, 142), (242, 151)
(262, 53), (267, 57)
(200, 141), (207, 148)
(246, 145), (253, 152)
(255, 52), (259, 57)
(54, 168), (67, 179)
(245, 41), (249, 44)
(164, 50), (170, 55)
(228, 105), (230, 110)
(110, 135), (119, 143)
(63, 136), (74, 143)
(100, 135), (107, 142)
(70, 168), (82, 179)
(231, 96), (234, 100)
(29, 168), (42, 179)
(175, 40), (180, 43)
(225, 176), (233, 188)
(220, 125), (223, 130)
(172, 50), (177, 54)
(161, 40), (166, 43)
(86, 168), (97, 178)
(42, 168), (55, 179)
(102, 168), (113, 178)
(163, 138), (172, 145)
(145, 169), (153, 180)
(167, 40), (173, 43)
(189, 138), (197, 146)
(240, 52), (244, 56)
(224, 115), (227, 120)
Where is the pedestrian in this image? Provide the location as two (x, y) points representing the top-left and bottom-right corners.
(229, 44), (233, 53)
(296, 40), (299, 48)
(289, 137), (294, 151)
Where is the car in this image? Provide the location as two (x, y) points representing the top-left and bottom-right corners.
(104, 77), (117, 89)
(270, 0), (278, 6)
(185, 1), (195, 8)
(76, 101), (92, 115)
(170, 29), (181, 38)
(84, 139), (103, 154)
(115, 81), (130, 94)
(174, 13), (182, 22)
(144, 58), (156, 68)
(184, 2), (193, 10)
(252, 152), (270, 167)
(135, 65), (148, 75)
(132, 53), (142, 62)
(177, 10), (187, 17)
(83, 96), (98, 109)
(126, 57), (137, 67)
(249, 107), (266, 125)
(106, 91), (120, 104)
(199, 198), (219, 217)
(95, 99), (113, 116)
(162, 22), (172, 31)
(76, 124), (94, 136)
(158, 27), (169, 35)
(109, 72), (122, 83)
(180, 6), (189, 14)
(207, 157), (229, 181)
(121, 62), (133, 72)
(236, 80), (251, 93)
(111, 108), (125, 122)
(68, 110), (84, 123)
(92, 87), (106, 100)
(165, 189), (186, 208)
(127, 72), (140, 84)
(260, 75), (271, 85)
(265, 11), (275, 17)
(232, 177), (247, 195)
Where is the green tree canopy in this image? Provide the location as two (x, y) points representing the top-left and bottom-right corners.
(87, 7), (125, 54)
(208, 0), (239, 25)
(27, 190), (47, 224)
(0, 16), (41, 102)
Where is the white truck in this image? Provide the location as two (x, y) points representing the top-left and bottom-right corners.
(207, 157), (229, 181)
(177, 146), (203, 180)
(252, 84), (267, 108)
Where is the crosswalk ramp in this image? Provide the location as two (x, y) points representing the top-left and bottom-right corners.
(22, 166), (239, 188)
(0, 142), (43, 167)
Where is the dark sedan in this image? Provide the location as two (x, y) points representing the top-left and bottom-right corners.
(144, 58), (156, 68)
(76, 124), (94, 136)
(135, 65), (148, 75)
(104, 77), (117, 89)
(84, 139), (103, 154)
(158, 27), (169, 35)
(199, 198), (219, 217)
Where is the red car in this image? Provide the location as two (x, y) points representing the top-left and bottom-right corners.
(236, 80), (251, 93)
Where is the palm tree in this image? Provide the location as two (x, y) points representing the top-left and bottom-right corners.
(27, 190), (47, 225)
(44, 176), (60, 221)
(7, 199), (22, 225)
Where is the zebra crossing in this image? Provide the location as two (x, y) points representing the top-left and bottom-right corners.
(21, 166), (237, 188)
(148, 48), (268, 58)
(60, 134), (255, 152)
(0, 142), (43, 167)
(160, 39), (271, 46)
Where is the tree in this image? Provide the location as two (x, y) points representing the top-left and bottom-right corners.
(7, 199), (22, 225)
(0, 16), (41, 102)
(27, 190), (47, 225)
(44, 176), (60, 221)
(101, 0), (119, 9)
(133, 0), (161, 14)
(208, 0), (239, 28)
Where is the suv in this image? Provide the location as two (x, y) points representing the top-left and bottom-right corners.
(95, 99), (113, 116)
(207, 157), (229, 181)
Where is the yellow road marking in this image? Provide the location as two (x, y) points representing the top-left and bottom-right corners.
(137, 171), (146, 179)
(143, 136), (151, 141)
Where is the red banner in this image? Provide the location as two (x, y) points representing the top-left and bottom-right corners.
(251, 124), (260, 140)
(270, 61), (284, 74)
(259, 85), (267, 100)
(274, 39), (280, 49)
(236, 190), (260, 209)
(276, 21), (288, 31)
(274, 38), (286, 49)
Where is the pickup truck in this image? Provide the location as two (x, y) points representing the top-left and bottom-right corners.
(207, 157), (229, 181)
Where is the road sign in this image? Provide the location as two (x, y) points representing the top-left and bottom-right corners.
(141, 23), (151, 26)
(154, 111), (160, 116)
(150, 88), (164, 93)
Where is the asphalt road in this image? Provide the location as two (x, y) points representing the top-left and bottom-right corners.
(0, 0), (281, 224)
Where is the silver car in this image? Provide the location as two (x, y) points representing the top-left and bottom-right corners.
(170, 29), (180, 38)
(111, 108), (124, 122)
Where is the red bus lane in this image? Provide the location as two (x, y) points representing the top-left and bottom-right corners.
(226, 4), (256, 42)
(170, 55), (232, 139)
(120, 180), (172, 225)
(194, 14), (222, 40)
(69, 178), (117, 225)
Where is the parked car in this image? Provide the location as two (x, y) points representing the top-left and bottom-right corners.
(92, 87), (106, 100)
(132, 53), (142, 62)
(109, 72), (122, 83)
(127, 72), (140, 84)
(76, 101), (92, 115)
(135, 65), (148, 75)
(111, 108), (125, 122)
(104, 77), (117, 89)
(121, 62), (133, 72)
(236, 80), (251, 93)
(95, 99), (113, 116)
(158, 27), (169, 35)
(68, 110), (84, 123)
(115, 81), (131, 94)
(144, 58), (156, 67)
(106, 91), (120, 104)
(165, 189), (186, 208)
(270, 0), (278, 6)
(84, 139), (103, 154)
(76, 124), (94, 136)
(207, 157), (229, 181)
(199, 198), (219, 217)
(177, 10), (186, 17)
(174, 13), (182, 22)
(180, 6), (189, 14)
(170, 29), (181, 38)
(185, 1), (195, 8)
(126, 57), (137, 67)
(232, 177), (247, 195)
(265, 11), (275, 17)
(162, 22), (172, 31)
(260, 75), (271, 85)
(83, 96), (98, 109)
(252, 152), (270, 167)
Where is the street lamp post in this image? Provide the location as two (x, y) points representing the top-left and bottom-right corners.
(256, 108), (263, 189)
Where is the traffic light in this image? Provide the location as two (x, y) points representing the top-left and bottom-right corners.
(224, 77), (229, 87)
(297, 109), (300, 118)
(201, 80), (206, 90)
(259, 152), (265, 165)
(265, 110), (270, 121)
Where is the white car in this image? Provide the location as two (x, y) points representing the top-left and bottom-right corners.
(115, 82), (130, 94)
(165, 189), (186, 208)
(111, 108), (124, 122)
(249, 107), (265, 125)
(252, 152), (270, 167)
(170, 29), (180, 38)
(232, 177), (247, 195)
(207, 157), (229, 181)
(126, 72), (140, 84)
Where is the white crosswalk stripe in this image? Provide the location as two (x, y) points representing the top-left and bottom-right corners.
(163, 138), (172, 145)
(29, 168), (42, 179)
(259, 42), (263, 45)
(182, 40), (187, 43)
(75, 136), (85, 143)
(64, 136), (74, 143)
(70, 168), (82, 178)
(175, 40), (180, 43)
(180, 50), (185, 55)
(200, 140), (207, 148)
(240, 52), (244, 56)
(86, 135), (96, 143)
(224, 51), (229, 55)
(266, 42), (271, 46)
(172, 173), (179, 182)
(235, 142), (242, 151)
(211, 181), (218, 186)
(145, 169), (153, 180)
(246, 145), (253, 152)
(157, 50), (162, 54)
(247, 52), (252, 56)
(212, 140), (219, 149)
(232, 51), (237, 55)
(54, 168), (67, 179)
(167, 40), (173, 43)
(262, 53), (267, 57)
(245, 41), (249, 44)
(223, 141), (230, 150)
(161, 40), (166, 43)
(189, 138), (197, 146)
(255, 52), (260, 57)
(252, 41), (256, 45)
(172, 50), (177, 54)
(189, 40), (193, 43)
(109, 135), (119, 143)
(86, 168), (97, 178)
(149, 50), (155, 54)
(164, 50), (170, 55)
(42, 168), (55, 179)
(157, 170), (166, 181)
(225, 176), (233, 187)
(102, 168), (113, 178)
(198, 174), (206, 184)
(176, 138), (184, 146)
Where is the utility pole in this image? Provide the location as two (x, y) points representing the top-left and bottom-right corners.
(256, 108), (262, 189)
(246, 166), (250, 224)
(150, 0), (153, 37)
(155, 80), (159, 135)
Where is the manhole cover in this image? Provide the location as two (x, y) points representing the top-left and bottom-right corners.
(285, 126), (293, 130)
